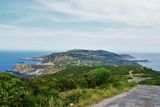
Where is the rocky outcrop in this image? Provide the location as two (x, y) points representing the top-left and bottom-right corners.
(13, 64), (62, 75)
(13, 64), (35, 74)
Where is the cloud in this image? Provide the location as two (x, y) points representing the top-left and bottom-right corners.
(37, 0), (160, 26)
(0, 23), (159, 40)
(2, 0), (160, 27)
(0, 25), (160, 52)
(1, 0), (160, 52)
(4, 0), (160, 27)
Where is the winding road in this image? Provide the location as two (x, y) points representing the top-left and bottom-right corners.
(89, 85), (160, 107)
(88, 71), (159, 107)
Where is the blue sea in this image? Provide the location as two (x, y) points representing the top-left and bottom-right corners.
(130, 53), (160, 71)
(0, 51), (51, 72)
(0, 52), (160, 72)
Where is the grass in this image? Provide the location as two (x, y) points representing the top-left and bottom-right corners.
(59, 84), (134, 107)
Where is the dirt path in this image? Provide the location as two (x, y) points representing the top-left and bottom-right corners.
(129, 70), (134, 79)
(128, 70), (150, 83)
(88, 85), (160, 107)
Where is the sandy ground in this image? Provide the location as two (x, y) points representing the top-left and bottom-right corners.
(88, 85), (160, 107)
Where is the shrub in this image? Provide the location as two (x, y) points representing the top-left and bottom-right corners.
(88, 68), (111, 86)
(56, 78), (76, 91)
(0, 73), (32, 106)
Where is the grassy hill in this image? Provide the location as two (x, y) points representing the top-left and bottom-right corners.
(1, 65), (159, 107)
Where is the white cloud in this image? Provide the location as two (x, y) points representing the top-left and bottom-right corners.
(1, 0), (160, 52)
(0, 23), (160, 52)
(0, 23), (160, 40)
(37, 0), (160, 26)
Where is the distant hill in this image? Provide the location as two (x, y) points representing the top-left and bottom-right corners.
(13, 49), (140, 75)
(40, 49), (139, 66)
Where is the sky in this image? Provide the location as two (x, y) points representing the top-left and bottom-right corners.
(0, 0), (160, 53)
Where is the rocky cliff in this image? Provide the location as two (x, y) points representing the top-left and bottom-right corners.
(13, 64), (62, 75)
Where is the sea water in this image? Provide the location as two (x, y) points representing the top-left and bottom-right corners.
(0, 51), (51, 72)
(130, 53), (160, 71)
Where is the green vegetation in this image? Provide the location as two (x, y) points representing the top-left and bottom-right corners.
(138, 69), (160, 85)
(129, 67), (160, 86)
(1, 66), (158, 107)
(139, 78), (160, 85)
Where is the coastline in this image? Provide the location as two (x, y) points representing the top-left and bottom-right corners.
(130, 53), (160, 71)
(1, 52), (160, 75)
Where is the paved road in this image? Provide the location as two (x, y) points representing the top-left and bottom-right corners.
(89, 85), (160, 107)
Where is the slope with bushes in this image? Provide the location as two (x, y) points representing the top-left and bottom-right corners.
(0, 66), (157, 107)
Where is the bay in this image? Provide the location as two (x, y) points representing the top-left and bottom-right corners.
(130, 53), (160, 71)
(0, 51), (51, 72)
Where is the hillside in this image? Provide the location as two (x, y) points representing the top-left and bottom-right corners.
(1, 65), (160, 107)
(13, 49), (140, 75)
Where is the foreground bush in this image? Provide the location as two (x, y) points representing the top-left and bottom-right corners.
(0, 73), (32, 106)
(88, 68), (111, 86)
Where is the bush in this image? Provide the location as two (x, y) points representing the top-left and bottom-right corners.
(0, 73), (32, 106)
(56, 78), (76, 91)
(88, 68), (111, 86)
(27, 78), (50, 95)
